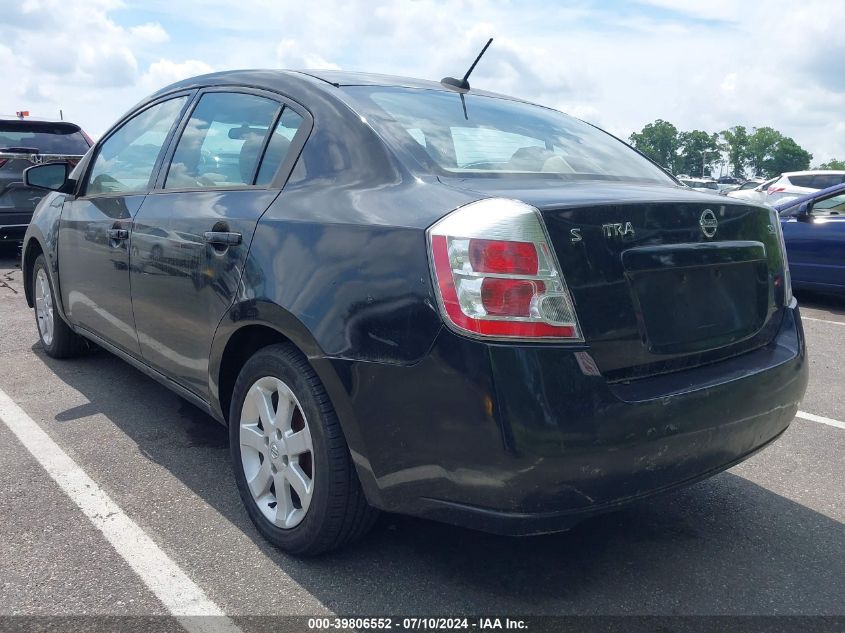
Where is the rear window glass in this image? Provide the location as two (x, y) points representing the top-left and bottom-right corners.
(0, 122), (89, 154)
(343, 87), (673, 184)
(788, 175), (815, 187)
(812, 174), (845, 189)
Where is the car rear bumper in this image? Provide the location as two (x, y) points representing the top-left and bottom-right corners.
(0, 209), (33, 241)
(320, 303), (808, 534)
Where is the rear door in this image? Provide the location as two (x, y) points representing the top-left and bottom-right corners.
(129, 89), (309, 397)
(57, 95), (190, 354)
(781, 190), (845, 289)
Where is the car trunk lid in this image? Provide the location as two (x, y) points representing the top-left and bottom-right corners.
(439, 178), (787, 380)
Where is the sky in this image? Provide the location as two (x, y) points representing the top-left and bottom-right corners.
(2, 0), (843, 166)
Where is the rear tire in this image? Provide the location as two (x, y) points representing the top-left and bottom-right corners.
(229, 343), (378, 555)
(31, 254), (86, 359)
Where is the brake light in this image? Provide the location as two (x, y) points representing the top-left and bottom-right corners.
(0, 159), (6, 169)
(469, 239), (538, 275)
(768, 186), (786, 195)
(428, 198), (582, 340)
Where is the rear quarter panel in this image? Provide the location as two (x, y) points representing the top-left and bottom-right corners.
(22, 191), (70, 317)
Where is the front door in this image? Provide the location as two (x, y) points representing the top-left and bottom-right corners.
(58, 96), (189, 355)
(129, 90), (306, 397)
(781, 190), (845, 290)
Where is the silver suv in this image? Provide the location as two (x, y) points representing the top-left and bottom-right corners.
(766, 170), (845, 204)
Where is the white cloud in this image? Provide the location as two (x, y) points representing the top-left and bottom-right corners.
(0, 0), (842, 163)
(140, 59), (214, 89)
(276, 40), (340, 70)
(129, 22), (170, 44)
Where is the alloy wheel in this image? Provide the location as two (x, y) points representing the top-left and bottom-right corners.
(34, 268), (54, 346)
(239, 376), (314, 529)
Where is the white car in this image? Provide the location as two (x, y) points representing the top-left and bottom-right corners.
(726, 178), (776, 204)
(678, 178), (720, 193)
(765, 170), (845, 204)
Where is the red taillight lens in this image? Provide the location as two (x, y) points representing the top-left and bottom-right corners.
(0, 159), (6, 169)
(768, 186), (785, 195)
(481, 278), (545, 317)
(469, 239), (538, 275)
(428, 199), (581, 340)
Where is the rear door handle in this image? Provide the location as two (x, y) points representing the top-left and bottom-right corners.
(108, 228), (129, 240)
(203, 231), (242, 246)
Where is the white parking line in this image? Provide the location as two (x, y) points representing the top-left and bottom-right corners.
(801, 316), (845, 327)
(796, 410), (845, 431)
(0, 388), (242, 633)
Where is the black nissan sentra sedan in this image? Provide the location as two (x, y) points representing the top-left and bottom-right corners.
(21, 70), (807, 555)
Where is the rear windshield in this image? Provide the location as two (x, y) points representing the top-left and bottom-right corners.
(0, 122), (90, 154)
(342, 87), (674, 184)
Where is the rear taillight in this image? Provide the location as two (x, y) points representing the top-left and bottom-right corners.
(428, 198), (582, 340)
(768, 186), (786, 195)
(0, 159), (6, 169)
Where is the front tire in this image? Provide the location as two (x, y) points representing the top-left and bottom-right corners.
(32, 254), (86, 359)
(229, 343), (378, 555)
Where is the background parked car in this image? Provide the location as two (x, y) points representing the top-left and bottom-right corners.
(726, 177), (776, 203)
(766, 170), (845, 204)
(776, 182), (845, 294)
(0, 118), (91, 241)
(678, 177), (720, 193)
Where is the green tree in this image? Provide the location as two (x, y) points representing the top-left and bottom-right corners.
(747, 127), (783, 176)
(678, 130), (722, 177)
(815, 158), (845, 170)
(628, 119), (681, 172)
(720, 125), (750, 177)
(766, 137), (812, 175)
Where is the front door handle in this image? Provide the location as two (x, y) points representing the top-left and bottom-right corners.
(203, 231), (242, 246)
(108, 228), (129, 240)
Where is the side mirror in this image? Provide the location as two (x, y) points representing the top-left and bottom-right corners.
(796, 200), (813, 221)
(23, 162), (73, 193)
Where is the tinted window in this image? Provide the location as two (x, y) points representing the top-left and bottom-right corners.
(812, 174), (845, 189)
(740, 181), (758, 190)
(788, 175), (815, 187)
(165, 92), (280, 189)
(0, 122), (89, 154)
(87, 97), (187, 195)
(255, 107), (303, 185)
(344, 87), (673, 184)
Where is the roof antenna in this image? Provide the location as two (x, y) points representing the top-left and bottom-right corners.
(441, 38), (493, 91)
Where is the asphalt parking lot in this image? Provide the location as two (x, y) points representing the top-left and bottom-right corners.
(0, 243), (843, 627)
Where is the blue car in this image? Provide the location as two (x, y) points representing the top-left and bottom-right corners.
(776, 182), (845, 294)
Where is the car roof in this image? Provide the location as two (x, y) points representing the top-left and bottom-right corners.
(774, 181), (845, 211)
(782, 170), (845, 176)
(0, 119), (83, 132)
(296, 70), (513, 97)
(149, 69), (535, 107)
